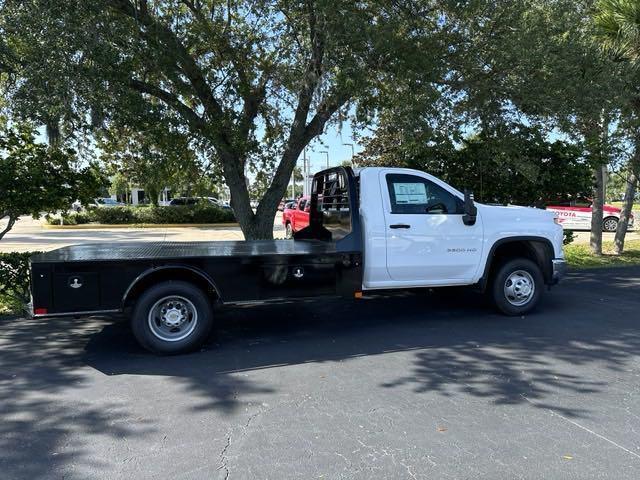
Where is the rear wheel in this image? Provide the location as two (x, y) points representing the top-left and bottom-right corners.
(603, 216), (618, 232)
(131, 281), (214, 355)
(491, 258), (543, 316)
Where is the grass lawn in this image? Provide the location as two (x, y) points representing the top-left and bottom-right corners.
(609, 201), (640, 211)
(565, 239), (640, 269)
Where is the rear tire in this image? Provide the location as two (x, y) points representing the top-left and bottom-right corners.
(491, 258), (543, 316)
(131, 281), (214, 355)
(603, 216), (618, 232)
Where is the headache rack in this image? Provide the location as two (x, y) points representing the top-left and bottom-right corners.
(293, 166), (362, 252)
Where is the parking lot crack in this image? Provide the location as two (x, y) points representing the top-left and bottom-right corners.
(217, 433), (232, 480)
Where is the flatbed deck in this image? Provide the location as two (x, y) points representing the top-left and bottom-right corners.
(31, 240), (338, 264)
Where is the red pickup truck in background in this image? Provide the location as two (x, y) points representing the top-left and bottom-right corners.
(282, 196), (310, 238)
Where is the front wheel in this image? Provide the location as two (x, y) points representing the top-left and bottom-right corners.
(285, 222), (293, 239)
(131, 281), (214, 355)
(491, 258), (543, 316)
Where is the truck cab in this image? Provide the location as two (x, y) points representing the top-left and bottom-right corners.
(356, 167), (565, 290)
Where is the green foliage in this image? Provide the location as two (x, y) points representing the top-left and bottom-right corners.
(0, 123), (105, 240)
(133, 204), (235, 224)
(0, 251), (37, 315)
(563, 230), (576, 246)
(90, 207), (136, 225)
(594, 0), (640, 63)
(358, 126), (593, 206)
(99, 126), (205, 206)
(46, 205), (235, 225)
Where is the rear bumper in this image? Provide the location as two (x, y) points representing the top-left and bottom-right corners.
(551, 258), (567, 284)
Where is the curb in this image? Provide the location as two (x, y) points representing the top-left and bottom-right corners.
(42, 222), (241, 230)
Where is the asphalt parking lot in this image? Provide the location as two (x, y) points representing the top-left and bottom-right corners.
(2, 267), (640, 479)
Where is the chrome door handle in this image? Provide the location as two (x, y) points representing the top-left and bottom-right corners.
(390, 224), (411, 229)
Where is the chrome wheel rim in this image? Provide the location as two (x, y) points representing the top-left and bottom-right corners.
(286, 223), (293, 239)
(503, 270), (535, 307)
(603, 218), (617, 232)
(148, 295), (198, 342)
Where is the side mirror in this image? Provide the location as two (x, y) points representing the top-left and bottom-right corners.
(463, 190), (477, 226)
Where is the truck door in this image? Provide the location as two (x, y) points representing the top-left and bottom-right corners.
(381, 170), (484, 284)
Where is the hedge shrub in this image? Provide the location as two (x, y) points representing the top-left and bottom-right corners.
(46, 204), (235, 225)
(0, 251), (37, 315)
(563, 230), (575, 245)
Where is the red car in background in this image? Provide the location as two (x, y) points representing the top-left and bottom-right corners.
(282, 196), (310, 238)
(546, 199), (634, 232)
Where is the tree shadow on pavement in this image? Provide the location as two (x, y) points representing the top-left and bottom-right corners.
(84, 267), (640, 420)
(0, 317), (153, 480)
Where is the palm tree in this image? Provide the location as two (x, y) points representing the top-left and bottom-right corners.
(594, 0), (640, 63)
(594, 0), (640, 254)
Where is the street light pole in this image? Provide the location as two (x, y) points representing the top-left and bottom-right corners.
(320, 150), (329, 169)
(343, 143), (355, 166)
(302, 147), (308, 197)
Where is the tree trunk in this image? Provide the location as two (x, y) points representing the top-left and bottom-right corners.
(0, 214), (17, 242)
(590, 165), (604, 256)
(147, 185), (160, 206)
(46, 118), (61, 148)
(614, 155), (640, 254)
(222, 139), (312, 240)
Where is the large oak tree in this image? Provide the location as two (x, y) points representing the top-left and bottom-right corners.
(1, 0), (456, 239)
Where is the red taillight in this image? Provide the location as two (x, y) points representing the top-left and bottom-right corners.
(34, 308), (48, 315)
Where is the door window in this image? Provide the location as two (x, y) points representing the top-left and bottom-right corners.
(298, 199), (307, 211)
(386, 174), (462, 214)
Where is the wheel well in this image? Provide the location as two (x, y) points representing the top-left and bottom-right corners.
(123, 267), (220, 309)
(483, 239), (553, 289)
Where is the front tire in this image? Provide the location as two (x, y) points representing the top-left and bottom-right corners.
(491, 258), (543, 316)
(285, 222), (293, 239)
(603, 216), (618, 232)
(131, 281), (214, 355)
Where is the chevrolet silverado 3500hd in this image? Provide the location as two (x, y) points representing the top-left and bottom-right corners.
(30, 166), (566, 354)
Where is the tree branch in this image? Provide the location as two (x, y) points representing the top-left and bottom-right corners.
(129, 79), (205, 130)
(106, 0), (228, 129)
(287, 1), (326, 142)
(302, 91), (351, 142)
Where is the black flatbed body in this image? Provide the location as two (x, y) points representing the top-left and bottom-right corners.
(30, 167), (363, 317)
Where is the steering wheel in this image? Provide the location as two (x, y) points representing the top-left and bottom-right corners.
(426, 202), (448, 214)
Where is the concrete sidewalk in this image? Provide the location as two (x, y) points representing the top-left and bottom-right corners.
(571, 230), (640, 244)
(0, 215), (286, 253)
